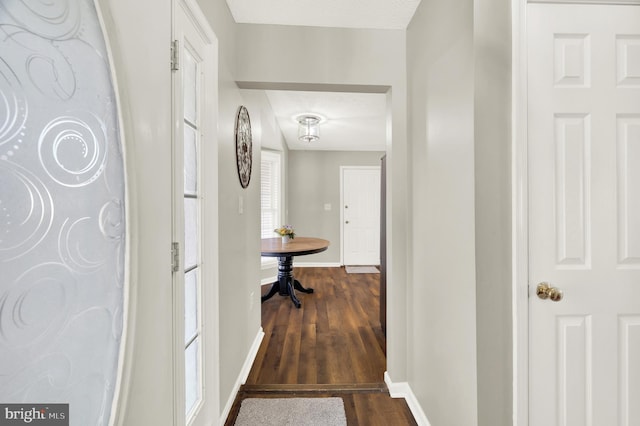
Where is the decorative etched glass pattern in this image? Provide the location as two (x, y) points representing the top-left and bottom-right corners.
(0, 2), (126, 425)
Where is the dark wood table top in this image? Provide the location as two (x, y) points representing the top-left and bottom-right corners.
(261, 237), (330, 257)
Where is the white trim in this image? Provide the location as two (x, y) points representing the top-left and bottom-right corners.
(261, 276), (277, 285)
(261, 257), (277, 269)
(383, 371), (406, 397)
(384, 372), (431, 426)
(94, 2), (135, 425)
(219, 328), (265, 425)
(293, 262), (342, 268)
(513, 1), (529, 425)
(262, 263), (341, 282)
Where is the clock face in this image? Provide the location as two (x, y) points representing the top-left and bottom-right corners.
(235, 106), (252, 188)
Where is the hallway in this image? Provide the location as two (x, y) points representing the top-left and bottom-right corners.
(224, 267), (416, 424)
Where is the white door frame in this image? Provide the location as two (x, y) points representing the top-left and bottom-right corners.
(511, 1), (640, 424)
(172, 0), (220, 424)
(339, 165), (381, 266)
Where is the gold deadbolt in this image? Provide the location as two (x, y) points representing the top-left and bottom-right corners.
(536, 282), (563, 302)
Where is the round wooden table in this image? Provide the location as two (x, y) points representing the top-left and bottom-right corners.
(261, 237), (330, 308)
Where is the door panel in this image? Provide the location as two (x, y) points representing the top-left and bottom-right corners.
(528, 4), (640, 426)
(342, 167), (381, 265)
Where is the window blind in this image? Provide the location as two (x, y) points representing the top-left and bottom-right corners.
(261, 151), (281, 239)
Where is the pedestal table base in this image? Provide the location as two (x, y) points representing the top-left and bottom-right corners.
(261, 256), (313, 308)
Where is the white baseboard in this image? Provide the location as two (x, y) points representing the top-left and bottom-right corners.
(384, 371), (431, 426)
(219, 327), (264, 425)
(261, 276), (277, 285)
(293, 262), (341, 268)
(261, 262), (341, 285)
(260, 261), (342, 286)
(261, 258), (277, 270)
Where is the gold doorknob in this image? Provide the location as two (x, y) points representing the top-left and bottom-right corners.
(536, 282), (563, 302)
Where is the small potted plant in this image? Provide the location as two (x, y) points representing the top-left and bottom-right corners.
(274, 225), (295, 243)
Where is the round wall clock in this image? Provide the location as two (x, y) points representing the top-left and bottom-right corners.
(235, 105), (252, 188)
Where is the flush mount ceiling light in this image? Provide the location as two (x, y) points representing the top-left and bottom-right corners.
(297, 114), (321, 143)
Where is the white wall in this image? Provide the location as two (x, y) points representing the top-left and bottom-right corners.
(406, 0), (513, 424)
(98, 1), (513, 423)
(407, 0), (479, 424)
(288, 151), (384, 265)
(216, 79), (262, 417)
(474, 0), (513, 424)
(234, 24), (410, 384)
(194, 2), (264, 413)
(89, 2), (412, 425)
(104, 0), (269, 422)
(238, 89), (290, 284)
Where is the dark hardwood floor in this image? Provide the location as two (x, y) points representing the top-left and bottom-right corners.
(224, 267), (416, 425)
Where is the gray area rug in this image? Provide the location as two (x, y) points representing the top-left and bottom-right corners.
(234, 397), (347, 426)
(345, 266), (379, 274)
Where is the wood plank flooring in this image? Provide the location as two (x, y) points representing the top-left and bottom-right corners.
(224, 267), (416, 425)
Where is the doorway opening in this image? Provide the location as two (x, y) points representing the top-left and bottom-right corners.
(243, 82), (392, 390)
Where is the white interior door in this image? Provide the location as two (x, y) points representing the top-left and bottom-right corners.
(173, 1), (219, 425)
(342, 167), (381, 265)
(528, 4), (640, 425)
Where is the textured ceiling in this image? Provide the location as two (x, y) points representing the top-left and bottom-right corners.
(264, 90), (387, 151)
(226, 0), (421, 30)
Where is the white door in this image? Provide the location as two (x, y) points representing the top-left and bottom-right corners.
(528, 4), (640, 425)
(342, 167), (381, 265)
(173, 1), (219, 425)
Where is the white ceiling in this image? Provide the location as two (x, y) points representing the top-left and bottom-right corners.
(225, 0), (421, 30)
(230, 1), (419, 151)
(264, 90), (387, 151)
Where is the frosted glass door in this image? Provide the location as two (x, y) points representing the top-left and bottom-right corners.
(0, 2), (126, 425)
